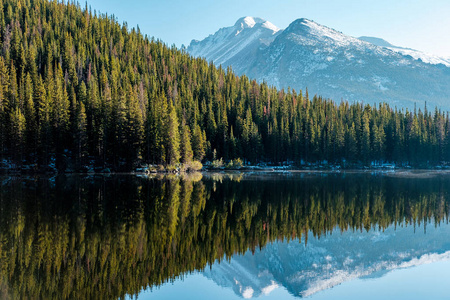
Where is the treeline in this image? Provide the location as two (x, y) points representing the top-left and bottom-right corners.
(0, 0), (450, 171)
(1, 174), (449, 299)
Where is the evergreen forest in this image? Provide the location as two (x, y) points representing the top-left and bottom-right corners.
(1, 0), (450, 171)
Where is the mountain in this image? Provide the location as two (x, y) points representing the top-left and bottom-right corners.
(189, 17), (281, 72)
(188, 18), (450, 110)
(359, 36), (450, 67)
(203, 223), (450, 298)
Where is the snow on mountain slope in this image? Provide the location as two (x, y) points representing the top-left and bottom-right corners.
(359, 36), (450, 67)
(389, 48), (450, 67)
(188, 17), (281, 73)
(203, 222), (450, 298)
(188, 18), (450, 110)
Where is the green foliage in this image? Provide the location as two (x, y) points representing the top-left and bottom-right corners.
(192, 124), (206, 161)
(211, 157), (224, 168)
(0, 0), (448, 170)
(184, 160), (203, 172)
(165, 102), (180, 166)
(226, 158), (244, 169)
(180, 122), (194, 164)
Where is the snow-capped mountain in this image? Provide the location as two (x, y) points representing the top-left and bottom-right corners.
(203, 222), (450, 298)
(189, 17), (281, 72)
(188, 18), (450, 110)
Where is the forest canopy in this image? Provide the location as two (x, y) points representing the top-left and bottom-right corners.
(0, 0), (449, 171)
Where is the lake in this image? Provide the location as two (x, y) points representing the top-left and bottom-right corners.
(1, 171), (450, 299)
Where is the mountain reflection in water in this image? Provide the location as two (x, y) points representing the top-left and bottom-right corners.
(1, 172), (450, 299)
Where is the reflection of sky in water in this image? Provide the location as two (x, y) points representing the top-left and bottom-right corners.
(136, 222), (450, 299)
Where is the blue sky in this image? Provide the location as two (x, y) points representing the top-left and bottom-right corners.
(84, 0), (450, 57)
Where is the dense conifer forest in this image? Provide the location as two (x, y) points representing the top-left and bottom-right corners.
(1, 0), (450, 171)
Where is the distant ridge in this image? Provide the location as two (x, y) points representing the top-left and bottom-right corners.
(358, 36), (450, 67)
(358, 36), (396, 48)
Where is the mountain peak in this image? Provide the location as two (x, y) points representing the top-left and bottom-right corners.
(294, 17), (313, 24)
(234, 16), (280, 33)
(234, 16), (263, 28)
(281, 18), (369, 49)
(286, 18), (344, 38)
(287, 18), (318, 30)
(187, 16), (281, 68)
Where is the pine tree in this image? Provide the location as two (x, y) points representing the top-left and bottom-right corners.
(180, 120), (193, 164)
(9, 106), (26, 165)
(0, 57), (9, 158)
(372, 123), (386, 163)
(361, 111), (371, 163)
(346, 123), (358, 162)
(192, 123), (206, 162)
(145, 93), (168, 165)
(23, 73), (36, 160)
(35, 75), (51, 165)
(75, 101), (87, 167)
(125, 84), (144, 165)
(165, 102), (180, 166)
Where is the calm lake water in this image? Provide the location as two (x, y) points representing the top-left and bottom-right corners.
(1, 171), (450, 299)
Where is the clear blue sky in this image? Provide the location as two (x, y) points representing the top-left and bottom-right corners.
(84, 0), (450, 57)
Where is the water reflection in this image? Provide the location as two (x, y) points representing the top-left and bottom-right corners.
(0, 172), (450, 299)
(203, 222), (450, 298)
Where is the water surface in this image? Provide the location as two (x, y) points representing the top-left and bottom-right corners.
(1, 172), (450, 299)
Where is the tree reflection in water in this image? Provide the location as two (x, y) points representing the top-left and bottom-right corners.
(0, 172), (449, 299)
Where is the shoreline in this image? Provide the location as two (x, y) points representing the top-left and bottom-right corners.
(2, 166), (450, 179)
